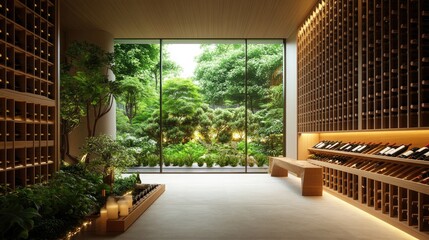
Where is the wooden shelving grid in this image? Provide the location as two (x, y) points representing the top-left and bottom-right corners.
(298, 0), (429, 238)
(308, 148), (429, 239)
(298, 0), (429, 132)
(0, 0), (57, 190)
(298, 0), (359, 132)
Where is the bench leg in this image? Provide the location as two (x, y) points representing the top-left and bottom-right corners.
(270, 164), (288, 177)
(300, 170), (323, 196)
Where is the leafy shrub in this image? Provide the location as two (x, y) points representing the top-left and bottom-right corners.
(216, 156), (227, 167)
(163, 155), (172, 166)
(147, 154), (159, 167)
(247, 156), (256, 167)
(176, 156), (185, 167)
(0, 165), (102, 240)
(196, 157), (205, 167)
(184, 157), (194, 167)
(0, 199), (40, 239)
(204, 155), (215, 167)
(112, 174), (137, 196)
(254, 153), (268, 167)
(137, 153), (149, 166)
(30, 218), (67, 240)
(81, 135), (136, 178)
(227, 155), (239, 167)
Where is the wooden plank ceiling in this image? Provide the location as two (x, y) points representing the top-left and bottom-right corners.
(61, 0), (317, 39)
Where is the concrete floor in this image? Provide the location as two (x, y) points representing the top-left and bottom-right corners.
(77, 174), (416, 240)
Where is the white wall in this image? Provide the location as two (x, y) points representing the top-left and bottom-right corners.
(285, 31), (298, 159)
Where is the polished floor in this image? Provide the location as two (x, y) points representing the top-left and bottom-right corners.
(78, 174), (416, 240)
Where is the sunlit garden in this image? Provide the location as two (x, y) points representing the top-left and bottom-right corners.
(114, 41), (284, 171)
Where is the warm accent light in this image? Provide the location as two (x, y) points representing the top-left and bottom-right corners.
(299, 0), (326, 36)
(118, 199), (129, 217)
(124, 194), (133, 208)
(232, 132), (242, 140)
(106, 197), (119, 220)
(65, 220), (92, 240)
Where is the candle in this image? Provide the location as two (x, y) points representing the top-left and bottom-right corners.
(106, 199), (119, 220)
(118, 199), (129, 217)
(124, 194), (133, 208)
(96, 208), (107, 234)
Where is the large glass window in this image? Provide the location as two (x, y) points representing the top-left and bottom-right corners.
(115, 39), (284, 173)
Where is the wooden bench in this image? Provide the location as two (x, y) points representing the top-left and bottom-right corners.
(269, 157), (323, 196)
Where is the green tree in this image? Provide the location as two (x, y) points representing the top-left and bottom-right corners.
(211, 108), (234, 143)
(195, 44), (245, 106)
(117, 76), (145, 124)
(63, 41), (118, 137)
(247, 44), (283, 112)
(113, 43), (181, 138)
(142, 78), (207, 144)
(60, 67), (85, 162)
(195, 44), (283, 112)
(113, 44), (159, 81)
(61, 41), (118, 163)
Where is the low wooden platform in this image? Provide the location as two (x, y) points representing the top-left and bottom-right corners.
(106, 184), (165, 232)
(269, 157), (323, 196)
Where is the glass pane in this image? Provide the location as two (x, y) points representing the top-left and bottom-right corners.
(114, 41), (161, 173)
(247, 41), (284, 172)
(116, 39), (284, 174)
(162, 41), (246, 172)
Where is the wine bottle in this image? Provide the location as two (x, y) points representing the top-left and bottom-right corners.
(324, 141), (333, 149)
(357, 143), (373, 153)
(421, 176), (429, 184)
(345, 142), (359, 152)
(339, 143), (351, 151)
(383, 145), (400, 156)
(328, 141), (341, 150)
(351, 143), (364, 152)
(313, 141), (325, 148)
(363, 142), (382, 154)
(376, 143), (396, 155)
(398, 147), (419, 158)
(387, 144), (411, 157)
(416, 151), (429, 161)
(408, 145), (429, 159)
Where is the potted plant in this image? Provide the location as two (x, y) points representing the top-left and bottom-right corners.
(81, 134), (135, 192)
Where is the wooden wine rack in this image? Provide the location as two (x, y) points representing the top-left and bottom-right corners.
(308, 148), (429, 238)
(298, 0), (429, 132)
(0, 0), (57, 190)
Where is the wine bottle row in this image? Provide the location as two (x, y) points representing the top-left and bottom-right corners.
(310, 153), (429, 185)
(298, 0), (429, 132)
(313, 140), (429, 160)
(132, 184), (160, 205)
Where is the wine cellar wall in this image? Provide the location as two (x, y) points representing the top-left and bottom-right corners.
(0, 0), (57, 190)
(298, 0), (429, 238)
(297, 0), (429, 132)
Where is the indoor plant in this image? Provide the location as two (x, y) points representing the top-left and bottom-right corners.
(81, 134), (135, 191)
